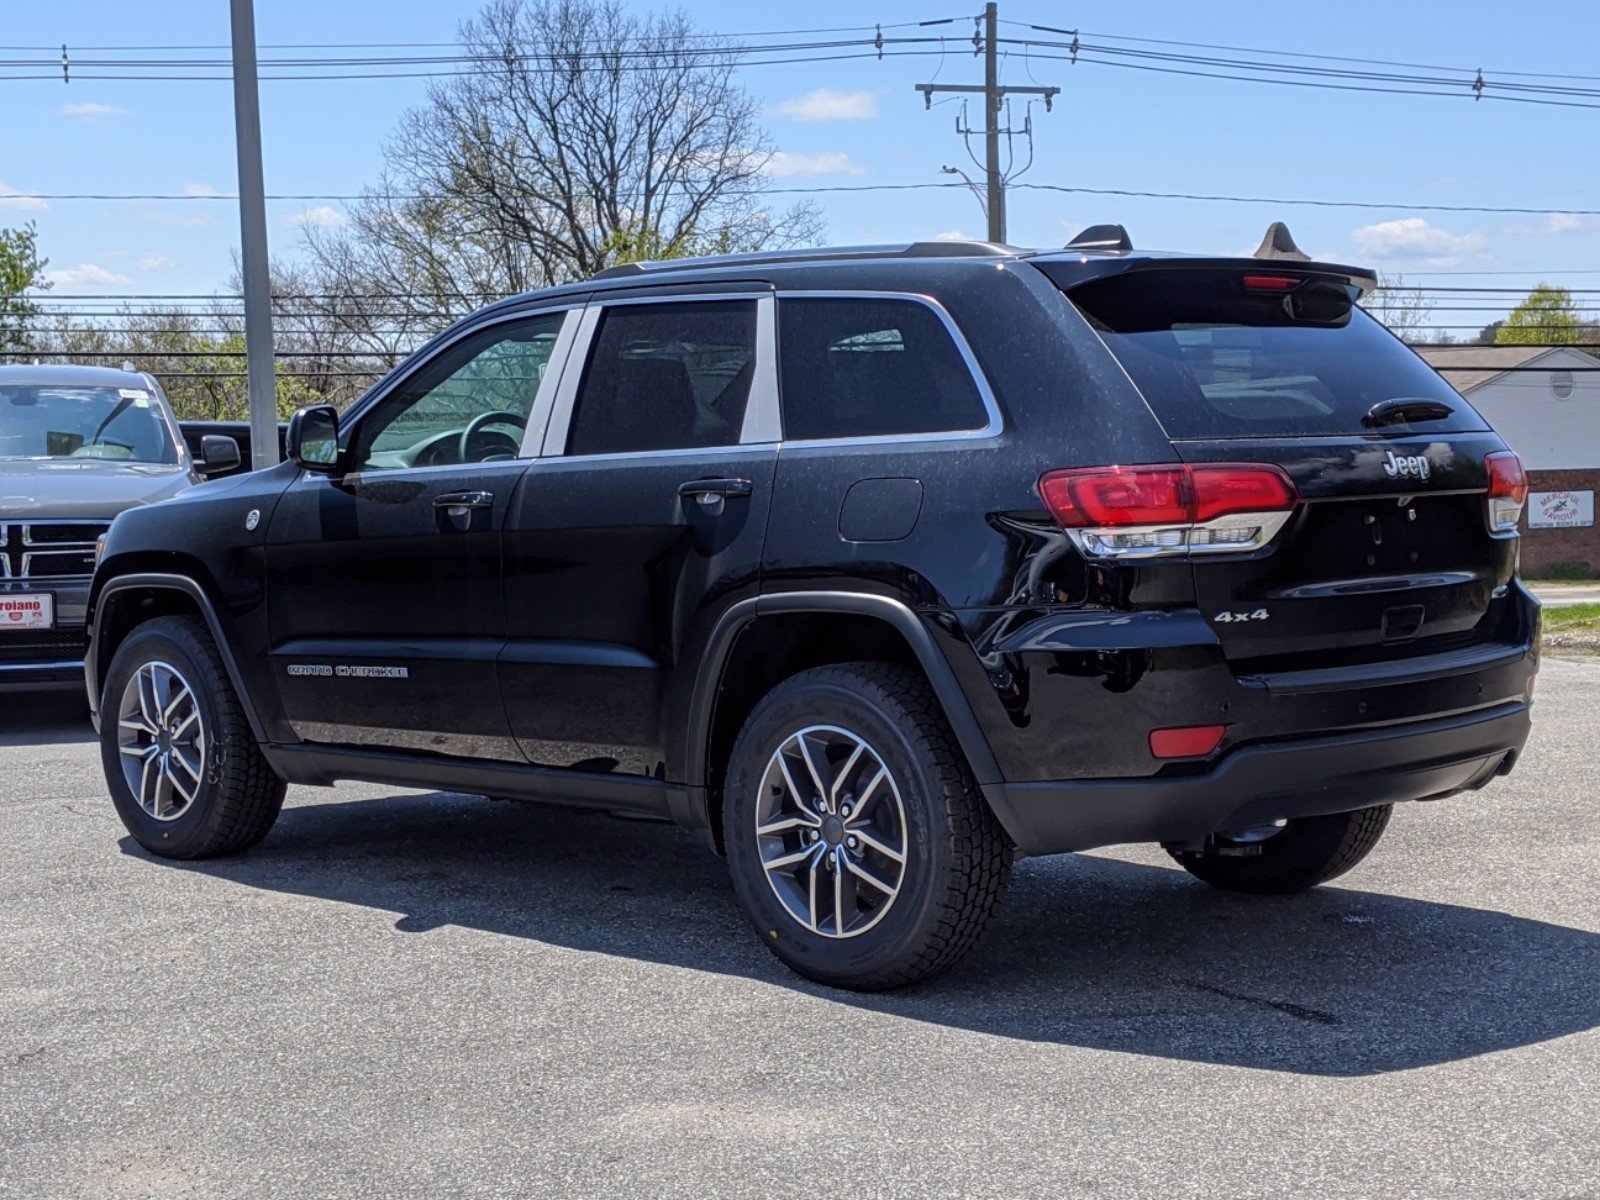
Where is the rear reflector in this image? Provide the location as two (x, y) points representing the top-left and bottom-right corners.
(1039, 463), (1298, 559)
(1149, 725), (1226, 759)
(1484, 450), (1528, 533)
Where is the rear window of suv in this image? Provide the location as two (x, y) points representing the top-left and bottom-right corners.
(1042, 266), (1488, 440)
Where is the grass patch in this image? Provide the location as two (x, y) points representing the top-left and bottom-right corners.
(1543, 603), (1600, 656)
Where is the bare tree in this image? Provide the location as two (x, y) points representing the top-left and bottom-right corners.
(306, 0), (823, 325)
(1363, 274), (1438, 340)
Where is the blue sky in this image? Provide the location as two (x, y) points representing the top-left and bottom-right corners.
(4, 0), (1598, 332)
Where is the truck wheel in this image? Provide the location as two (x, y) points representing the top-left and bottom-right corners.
(99, 615), (286, 860)
(722, 663), (1012, 991)
(1166, 805), (1392, 894)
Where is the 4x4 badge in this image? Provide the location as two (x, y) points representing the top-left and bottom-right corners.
(1381, 450), (1432, 481)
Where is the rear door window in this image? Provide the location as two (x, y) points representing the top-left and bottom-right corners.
(777, 297), (991, 440)
(1043, 266), (1488, 440)
(566, 301), (756, 456)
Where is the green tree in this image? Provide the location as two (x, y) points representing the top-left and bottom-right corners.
(1496, 284), (1585, 345)
(0, 222), (50, 352)
(1363, 274), (1436, 339)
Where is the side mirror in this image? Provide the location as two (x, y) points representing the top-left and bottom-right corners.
(193, 434), (242, 477)
(286, 404), (341, 472)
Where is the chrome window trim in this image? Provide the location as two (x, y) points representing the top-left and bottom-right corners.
(739, 296), (781, 444)
(516, 307), (584, 458)
(526, 442), (776, 468)
(538, 304), (603, 457)
(321, 457), (536, 489)
(770, 290), (1004, 448)
(539, 292), (775, 460)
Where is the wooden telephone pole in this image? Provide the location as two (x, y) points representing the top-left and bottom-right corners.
(916, 3), (1058, 244)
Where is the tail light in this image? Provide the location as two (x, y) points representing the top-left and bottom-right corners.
(1484, 451), (1527, 534)
(1039, 463), (1299, 559)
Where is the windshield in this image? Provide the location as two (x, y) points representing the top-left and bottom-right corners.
(0, 384), (181, 464)
(1044, 266), (1490, 440)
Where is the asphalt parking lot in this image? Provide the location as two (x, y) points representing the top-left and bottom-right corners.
(2, 659), (1596, 1199)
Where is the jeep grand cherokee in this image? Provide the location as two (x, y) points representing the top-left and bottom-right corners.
(86, 230), (1538, 990)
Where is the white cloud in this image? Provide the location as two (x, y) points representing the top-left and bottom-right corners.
(769, 88), (879, 122)
(1503, 212), (1596, 236)
(57, 101), (131, 123)
(181, 181), (226, 197)
(289, 204), (349, 229)
(0, 182), (48, 212)
(45, 263), (134, 287)
(931, 228), (974, 241)
(1350, 217), (1488, 266)
(137, 252), (176, 270)
(762, 151), (865, 179)
(1426, 175), (1463, 188)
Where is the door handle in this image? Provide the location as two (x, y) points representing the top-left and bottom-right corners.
(678, 478), (753, 504)
(433, 491), (494, 524)
(433, 491), (495, 511)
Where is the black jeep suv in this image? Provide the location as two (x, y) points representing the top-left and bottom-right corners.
(87, 231), (1538, 990)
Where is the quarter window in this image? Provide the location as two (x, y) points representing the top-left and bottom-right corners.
(567, 301), (757, 456)
(777, 297), (989, 440)
(354, 311), (566, 471)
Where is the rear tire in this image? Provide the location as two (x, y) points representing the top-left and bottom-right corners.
(722, 663), (1012, 991)
(1166, 805), (1392, 894)
(99, 615), (286, 859)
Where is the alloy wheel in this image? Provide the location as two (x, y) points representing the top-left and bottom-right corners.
(117, 660), (206, 822)
(755, 724), (909, 939)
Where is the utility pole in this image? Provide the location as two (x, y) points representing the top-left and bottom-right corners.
(229, 0), (279, 469)
(917, 2), (1057, 244)
(982, 2), (1002, 242)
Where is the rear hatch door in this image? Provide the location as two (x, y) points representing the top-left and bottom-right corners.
(1040, 262), (1521, 672)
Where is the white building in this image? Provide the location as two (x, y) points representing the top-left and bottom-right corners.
(1417, 345), (1600, 575)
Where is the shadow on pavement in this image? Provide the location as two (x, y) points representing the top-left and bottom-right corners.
(0, 688), (94, 746)
(126, 788), (1600, 1077)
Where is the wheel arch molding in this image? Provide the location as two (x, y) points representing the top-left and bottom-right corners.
(680, 591), (1005, 845)
(87, 572), (267, 742)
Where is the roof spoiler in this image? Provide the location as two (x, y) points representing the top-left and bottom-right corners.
(1253, 221), (1311, 262)
(1065, 223), (1133, 252)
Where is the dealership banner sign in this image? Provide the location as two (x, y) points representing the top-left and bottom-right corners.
(1528, 490), (1595, 529)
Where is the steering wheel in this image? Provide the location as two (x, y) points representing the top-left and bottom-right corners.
(459, 410), (527, 463)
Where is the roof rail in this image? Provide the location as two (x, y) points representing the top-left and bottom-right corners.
(590, 240), (1018, 280)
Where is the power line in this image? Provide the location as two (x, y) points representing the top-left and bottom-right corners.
(10, 181), (1599, 217)
(1000, 20), (1600, 84)
(999, 35), (1600, 110)
(0, 20), (959, 53)
(1011, 183), (1600, 217)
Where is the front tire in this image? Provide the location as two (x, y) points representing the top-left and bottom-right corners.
(1166, 805), (1393, 894)
(99, 615), (286, 859)
(723, 663), (1012, 991)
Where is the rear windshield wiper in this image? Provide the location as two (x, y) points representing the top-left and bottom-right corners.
(1363, 397), (1456, 428)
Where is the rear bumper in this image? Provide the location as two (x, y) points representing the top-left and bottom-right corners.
(984, 700), (1530, 856)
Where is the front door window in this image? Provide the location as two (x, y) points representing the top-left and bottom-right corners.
(354, 313), (567, 471)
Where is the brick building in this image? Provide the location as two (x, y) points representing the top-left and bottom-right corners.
(1417, 345), (1600, 577)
